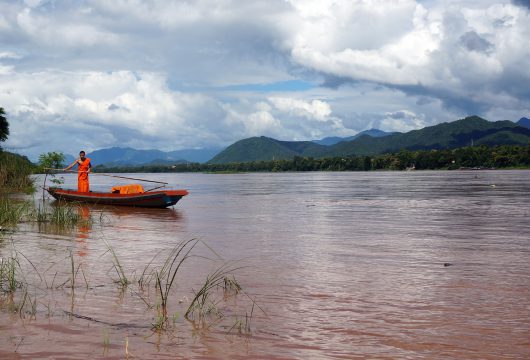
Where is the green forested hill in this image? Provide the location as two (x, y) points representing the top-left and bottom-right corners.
(209, 116), (530, 164)
(323, 116), (530, 157)
(0, 151), (35, 191)
(208, 136), (326, 164)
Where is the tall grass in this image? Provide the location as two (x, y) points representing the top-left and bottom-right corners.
(0, 256), (20, 293)
(148, 239), (200, 330)
(1, 231), (261, 336)
(0, 151), (34, 193)
(185, 263), (243, 321)
(155, 239), (200, 314)
(0, 198), (31, 227)
(2, 198), (89, 230)
(49, 205), (83, 227)
(104, 239), (130, 288)
(33, 203), (92, 229)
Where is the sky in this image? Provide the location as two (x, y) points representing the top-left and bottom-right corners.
(1, 0), (530, 160)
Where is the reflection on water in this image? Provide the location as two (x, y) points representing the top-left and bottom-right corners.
(76, 206), (91, 257)
(1, 170), (530, 359)
(73, 202), (184, 222)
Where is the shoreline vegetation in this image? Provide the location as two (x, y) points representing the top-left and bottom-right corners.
(0, 151), (35, 193)
(93, 144), (530, 173)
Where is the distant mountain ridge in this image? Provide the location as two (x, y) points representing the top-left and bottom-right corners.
(313, 129), (396, 146)
(209, 116), (530, 164)
(87, 146), (221, 166)
(517, 117), (530, 129)
(79, 116), (530, 166)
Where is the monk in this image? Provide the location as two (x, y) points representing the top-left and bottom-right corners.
(65, 151), (92, 192)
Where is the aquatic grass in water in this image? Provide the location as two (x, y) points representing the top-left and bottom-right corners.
(49, 205), (82, 227)
(34, 202), (94, 231)
(0, 198), (31, 227)
(35, 205), (49, 223)
(155, 238), (200, 314)
(143, 240), (259, 332)
(0, 256), (20, 293)
(146, 238), (200, 330)
(1, 198), (91, 229)
(103, 239), (130, 288)
(0, 234), (261, 339)
(185, 263), (244, 321)
(228, 307), (253, 336)
(223, 275), (242, 296)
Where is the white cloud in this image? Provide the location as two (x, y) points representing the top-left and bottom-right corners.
(0, 70), (230, 157)
(1, 0), (530, 159)
(246, 111), (282, 135)
(15, 7), (120, 48)
(1, 69), (354, 158)
(269, 97), (332, 121)
(380, 110), (427, 132)
(0, 65), (14, 75)
(285, 0), (530, 114)
(0, 51), (21, 59)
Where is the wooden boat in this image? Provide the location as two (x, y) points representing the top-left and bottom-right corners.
(46, 187), (188, 208)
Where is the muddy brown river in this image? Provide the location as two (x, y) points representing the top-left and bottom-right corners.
(1, 170), (530, 359)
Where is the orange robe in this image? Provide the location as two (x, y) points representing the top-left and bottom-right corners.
(77, 158), (91, 192)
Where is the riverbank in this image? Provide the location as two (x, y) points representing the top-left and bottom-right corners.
(0, 151), (35, 193)
(94, 144), (530, 173)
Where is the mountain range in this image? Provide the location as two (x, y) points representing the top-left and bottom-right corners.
(518, 117), (530, 129)
(85, 147), (221, 167)
(77, 116), (530, 166)
(312, 129), (395, 145)
(209, 116), (530, 164)
(78, 130), (394, 166)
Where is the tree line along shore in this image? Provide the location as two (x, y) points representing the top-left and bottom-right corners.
(1, 145), (529, 192)
(94, 144), (530, 173)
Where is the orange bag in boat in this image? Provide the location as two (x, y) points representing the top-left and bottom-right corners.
(111, 184), (145, 194)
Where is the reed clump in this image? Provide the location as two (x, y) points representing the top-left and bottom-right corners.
(0, 256), (20, 293)
(156, 239), (199, 314)
(49, 204), (83, 227)
(33, 202), (93, 230)
(1, 198), (91, 230)
(0, 198), (32, 227)
(0, 251), (34, 318)
(184, 263), (243, 322)
(136, 240), (263, 334)
(144, 239), (200, 330)
(0, 234), (262, 337)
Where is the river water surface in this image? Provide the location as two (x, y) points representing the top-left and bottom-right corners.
(1, 170), (530, 359)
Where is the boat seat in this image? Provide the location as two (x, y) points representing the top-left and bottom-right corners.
(111, 184), (145, 194)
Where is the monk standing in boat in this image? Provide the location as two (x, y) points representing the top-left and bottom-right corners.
(64, 151), (92, 192)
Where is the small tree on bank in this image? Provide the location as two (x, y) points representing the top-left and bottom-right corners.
(38, 152), (66, 186)
(38, 151), (66, 171)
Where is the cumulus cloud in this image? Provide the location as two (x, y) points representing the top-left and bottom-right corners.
(380, 110), (427, 132)
(268, 97), (331, 121)
(1, 69), (357, 158)
(1, 0), (529, 159)
(0, 51), (21, 59)
(285, 0), (530, 115)
(0, 70), (231, 157)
